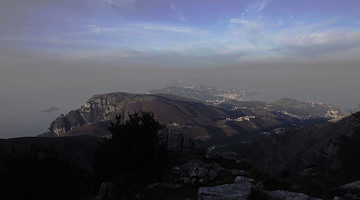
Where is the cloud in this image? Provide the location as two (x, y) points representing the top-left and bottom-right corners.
(227, 16), (360, 58)
(296, 17), (341, 32)
(85, 25), (102, 34)
(270, 17), (360, 56)
(275, 31), (360, 56)
(230, 18), (248, 24)
(280, 31), (360, 47)
(82, 0), (136, 7)
(269, 47), (282, 52)
(170, 3), (186, 22)
(242, 0), (269, 15)
(254, 0), (269, 12)
(83, 23), (207, 36)
(276, 20), (284, 27)
(2, 22), (210, 52)
(143, 24), (204, 34)
(69, 48), (139, 61)
(228, 18), (265, 44)
(228, 0), (270, 45)
(61, 40), (249, 67)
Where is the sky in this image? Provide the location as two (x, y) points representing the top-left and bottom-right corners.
(1, 0), (360, 138)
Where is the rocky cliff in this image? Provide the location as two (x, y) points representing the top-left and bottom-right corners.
(41, 92), (236, 140)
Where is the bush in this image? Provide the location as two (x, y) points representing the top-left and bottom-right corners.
(0, 144), (88, 200)
(93, 112), (168, 199)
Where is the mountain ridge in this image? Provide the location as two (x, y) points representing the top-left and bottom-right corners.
(40, 89), (342, 144)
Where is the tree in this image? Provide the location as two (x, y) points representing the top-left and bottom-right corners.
(93, 112), (167, 199)
(0, 144), (88, 200)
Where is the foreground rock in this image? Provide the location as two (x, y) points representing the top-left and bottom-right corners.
(198, 176), (254, 200)
(266, 190), (322, 200)
(93, 182), (113, 200)
(339, 180), (360, 191)
(158, 128), (197, 156)
(170, 160), (225, 185)
(197, 175), (323, 200)
(333, 180), (360, 200)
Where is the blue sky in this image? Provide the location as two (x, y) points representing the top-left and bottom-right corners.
(1, 0), (360, 137)
(1, 0), (360, 64)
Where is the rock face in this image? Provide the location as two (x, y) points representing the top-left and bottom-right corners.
(42, 93), (133, 137)
(169, 160), (225, 185)
(197, 175), (323, 200)
(266, 190), (322, 200)
(198, 176), (254, 200)
(41, 92), (233, 140)
(206, 145), (239, 160)
(198, 183), (252, 200)
(93, 182), (114, 200)
(40, 92), (322, 142)
(333, 180), (360, 200)
(340, 180), (360, 191)
(158, 128), (197, 156)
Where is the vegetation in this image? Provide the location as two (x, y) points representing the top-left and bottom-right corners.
(93, 112), (168, 199)
(0, 144), (89, 200)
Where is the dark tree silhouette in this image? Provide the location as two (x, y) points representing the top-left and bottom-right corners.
(0, 144), (88, 200)
(93, 112), (168, 199)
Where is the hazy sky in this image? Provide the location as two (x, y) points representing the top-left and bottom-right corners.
(1, 0), (360, 138)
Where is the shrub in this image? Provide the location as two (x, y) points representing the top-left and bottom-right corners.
(0, 144), (88, 200)
(93, 112), (168, 199)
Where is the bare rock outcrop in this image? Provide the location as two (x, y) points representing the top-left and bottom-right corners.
(198, 176), (254, 200)
(266, 190), (322, 200)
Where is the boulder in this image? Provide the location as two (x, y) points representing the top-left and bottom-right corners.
(340, 180), (360, 191)
(229, 169), (249, 176)
(205, 145), (238, 160)
(93, 182), (113, 200)
(158, 128), (196, 156)
(234, 176), (255, 184)
(266, 190), (322, 200)
(198, 182), (253, 200)
(334, 180), (360, 200)
(198, 176), (254, 200)
(179, 160), (224, 184)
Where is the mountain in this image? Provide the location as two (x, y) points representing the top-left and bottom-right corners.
(198, 111), (360, 199)
(148, 84), (344, 120)
(233, 111), (360, 181)
(8, 87), (358, 200)
(147, 84), (253, 103)
(40, 92), (318, 143)
(220, 97), (343, 121)
(269, 98), (342, 119)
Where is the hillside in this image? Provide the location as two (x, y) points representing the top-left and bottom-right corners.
(147, 84), (251, 102)
(148, 84), (344, 120)
(0, 135), (100, 169)
(40, 93), (303, 142)
(222, 111), (360, 186)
